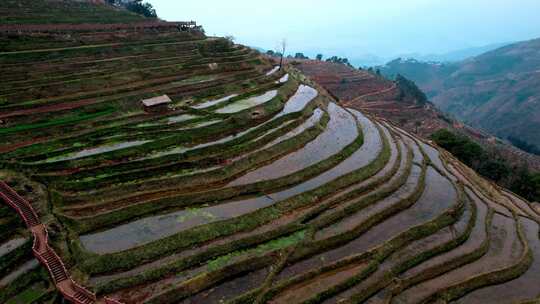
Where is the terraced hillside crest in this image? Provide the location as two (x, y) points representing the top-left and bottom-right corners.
(1, 1), (540, 303)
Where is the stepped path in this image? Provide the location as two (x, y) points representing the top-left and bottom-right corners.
(0, 181), (121, 304)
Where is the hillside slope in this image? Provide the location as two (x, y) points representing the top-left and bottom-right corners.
(1, 2), (540, 304)
(380, 38), (540, 148)
(0, 0), (147, 24)
(296, 60), (535, 157)
(297, 60), (540, 199)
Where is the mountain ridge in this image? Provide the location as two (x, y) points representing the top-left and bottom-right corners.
(380, 37), (540, 149)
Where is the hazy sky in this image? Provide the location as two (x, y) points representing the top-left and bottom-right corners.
(152, 0), (540, 60)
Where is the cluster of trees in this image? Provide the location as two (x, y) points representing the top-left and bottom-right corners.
(325, 56), (353, 68)
(395, 74), (428, 105)
(365, 67), (381, 75)
(508, 136), (540, 155)
(265, 51), (309, 60)
(264, 50), (353, 68)
(266, 50), (280, 57)
(105, 0), (157, 18)
(431, 129), (540, 202)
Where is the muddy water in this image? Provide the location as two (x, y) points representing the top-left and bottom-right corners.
(320, 162), (469, 304)
(137, 114), (200, 127)
(89, 114), (380, 281)
(166, 114), (199, 124)
(269, 262), (369, 304)
(365, 289), (392, 304)
(446, 164), (513, 217)
(192, 94), (239, 109)
(230, 109), (324, 162)
(265, 109), (381, 202)
(152, 85), (319, 160)
(45, 140), (150, 163)
(108, 264), (208, 304)
(399, 134), (422, 164)
(412, 166), (457, 221)
(450, 217), (540, 304)
(400, 188), (489, 280)
(178, 267), (270, 304)
(504, 191), (540, 221)
(215, 90), (278, 114)
(0, 237), (27, 258)
(145, 119), (274, 160)
(312, 130), (407, 223)
(144, 111), (307, 161)
(279, 146), (457, 282)
(276, 164), (422, 282)
(277, 85), (318, 117)
(277, 74), (289, 83)
(419, 142), (455, 180)
(308, 123), (405, 219)
(266, 66), (280, 76)
(314, 165), (454, 242)
(356, 199), (475, 303)
(228, 103), (358, 186)
(80, 109), (382, 254)
(317, 124), (400, 201)
(393, 213), (522, 304)
(394, 195), (473, 267)
(81, 194), (270, 254)
(171, 85), (318, 153)
(177, 119), (221, 130)
(320, 169), (460, 304)
(0, 259), (39, 287)
(472, 186), (513, 217)
(315, 165), (422, 241)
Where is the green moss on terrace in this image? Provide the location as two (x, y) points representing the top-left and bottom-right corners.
(0, 0), (145, 24)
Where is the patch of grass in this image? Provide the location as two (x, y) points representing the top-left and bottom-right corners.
(5, 283), (47, 304)
(0, 108), (115, 135)
(207, 230), (305, 271)
(0, 268), (48, 304)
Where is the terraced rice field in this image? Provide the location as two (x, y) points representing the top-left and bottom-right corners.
(1, 2), (540, 304)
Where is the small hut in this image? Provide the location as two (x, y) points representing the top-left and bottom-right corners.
(142, 95), (172, 113)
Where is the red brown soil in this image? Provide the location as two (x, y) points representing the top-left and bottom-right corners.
(0, 21), (196, 35)
(0, 70), (251, 119)
(0, 137), (49, 154)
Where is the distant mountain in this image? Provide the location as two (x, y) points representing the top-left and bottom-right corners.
(379, 38), (540, 149)
(250, 46), (267, 53)
(348, 54), (388, 68)
(379, 58), (458, 98)
(398, 42), (511, 63)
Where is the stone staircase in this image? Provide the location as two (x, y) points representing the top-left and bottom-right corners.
(0, 181), (121, 304)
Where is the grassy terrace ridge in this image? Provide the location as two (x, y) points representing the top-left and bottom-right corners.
(0, 0), (145, 25)
(1, 3), (540, 304)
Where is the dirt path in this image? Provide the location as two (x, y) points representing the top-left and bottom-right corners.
(344, 83), (398, 106)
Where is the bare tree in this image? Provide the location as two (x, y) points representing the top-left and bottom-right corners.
(278, 38), (287, 69)
(415, 120), (422, 134)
